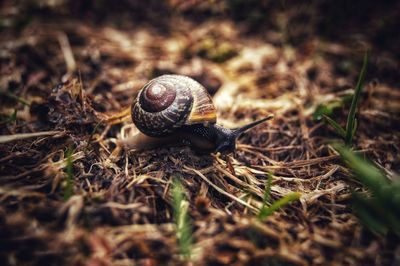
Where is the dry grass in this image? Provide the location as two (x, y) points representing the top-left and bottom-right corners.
(0, 1), (399, 265)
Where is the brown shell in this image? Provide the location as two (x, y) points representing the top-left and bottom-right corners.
(175, 75), (217, 125)
(131, 75), (217, 137)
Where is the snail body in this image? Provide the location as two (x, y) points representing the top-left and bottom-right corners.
(126, 75), (272, 153)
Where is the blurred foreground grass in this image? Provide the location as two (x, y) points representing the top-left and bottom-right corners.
(334, 144), (400, 237)
(172, 176), (193, 261)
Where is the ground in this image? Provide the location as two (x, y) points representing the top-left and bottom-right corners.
(0, 1), (399, 265)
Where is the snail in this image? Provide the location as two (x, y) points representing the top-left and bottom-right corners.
(120, 74), (273, 153)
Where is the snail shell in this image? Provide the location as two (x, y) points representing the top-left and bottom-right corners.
(131, 75), (217, 137)
(127, 74), (273, 153)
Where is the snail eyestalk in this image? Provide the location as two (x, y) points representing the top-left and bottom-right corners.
(215, 115), (274, 153)
(233, 114), (274, 136)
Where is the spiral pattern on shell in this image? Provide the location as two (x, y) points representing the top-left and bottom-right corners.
(131, 75), (217, 137)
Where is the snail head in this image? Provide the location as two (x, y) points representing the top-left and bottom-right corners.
(215, 115), (274, 153)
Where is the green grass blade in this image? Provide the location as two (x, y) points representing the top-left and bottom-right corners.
(351, 118), (358, 140)
(352, 192), (389, 236)
(257, 174), (273, 220)
(63, 147), (74, 201)
(258, 192), (301, 220)
(1, 109), (18, 124)
(322, 115), (346, 138)
(84, 120), (103, 152)
(353, 191), (400, 237)
(2, 92), (30, 106)
(9, 109), (17, 123)
(333, 144), (400, 236)
(171, 176), (193, 260)
(313, 101), (343, 121)
(332, 144), (388, 191)
(345, 51), (369, 144)
(262, 173), (272, 204)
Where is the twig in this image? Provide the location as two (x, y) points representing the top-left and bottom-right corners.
(57, 32), (76, 74)
(0, 131), (62, 143)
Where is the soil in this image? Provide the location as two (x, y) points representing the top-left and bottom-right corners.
(0, 1), (399, 265)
